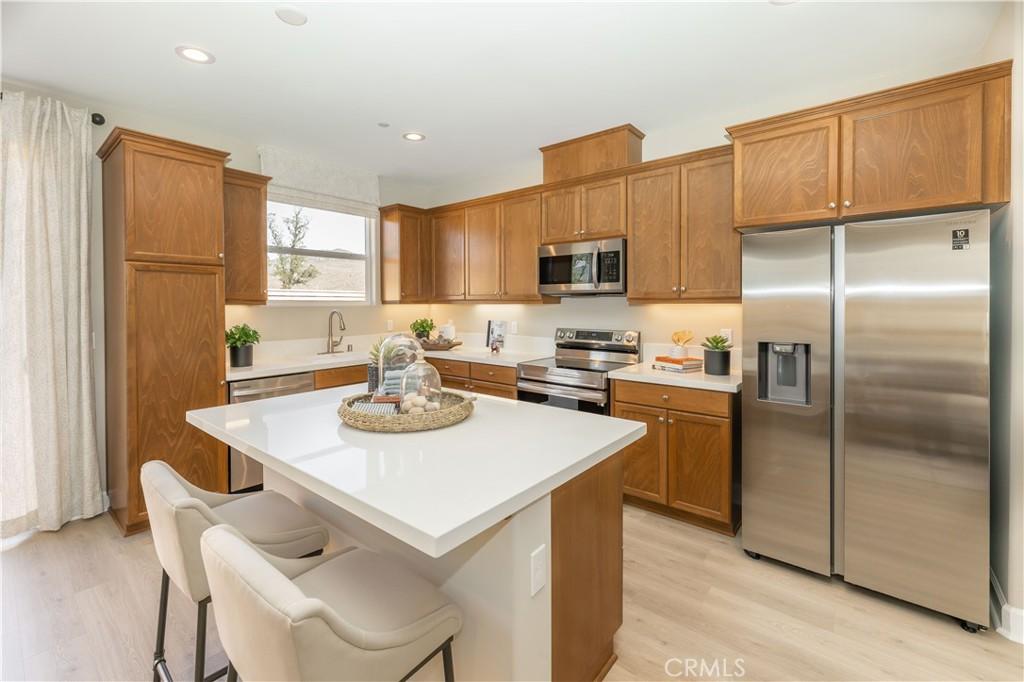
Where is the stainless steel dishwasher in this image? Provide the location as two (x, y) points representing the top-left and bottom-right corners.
(227, 372), (315, 492)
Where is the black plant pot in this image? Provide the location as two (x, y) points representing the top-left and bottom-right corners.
(367, 364), (380, 392)
(414, 332), (429, 340)
(229, 344), (254, 368)
(704, 349), (731, 376)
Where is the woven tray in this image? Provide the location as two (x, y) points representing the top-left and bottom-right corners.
(338, 390), (475, 433)
(419, 339), (463, 351)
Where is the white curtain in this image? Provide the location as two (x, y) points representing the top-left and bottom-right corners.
(1, 92), (103, 537)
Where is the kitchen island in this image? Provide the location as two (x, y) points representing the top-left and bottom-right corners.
(186, 384), (645, 681)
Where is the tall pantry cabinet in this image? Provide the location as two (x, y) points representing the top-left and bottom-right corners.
(99, 128), (229, 535)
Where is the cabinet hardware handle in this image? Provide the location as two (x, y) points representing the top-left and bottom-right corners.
(661, 394), (669, 401)
(828, 202), (837, 209)
(844, 200), (852, 208)
(488, 371), (494, 376)
(658, 416), (665, 423)
(218, 252), (224, 259)
(220, 380), (226, 386)
(401, 291), (406, 296)
(668, 419), (674, 424)
(680, 286), (686, 292)
(671, 286), (678, 292)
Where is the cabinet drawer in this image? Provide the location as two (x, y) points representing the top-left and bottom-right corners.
(613, 380), (729, 418)
(470, 362), (517, 386)
(314, 365), (367, 390)
(427, 357), (470, 378)
(468, 380), (518, 400)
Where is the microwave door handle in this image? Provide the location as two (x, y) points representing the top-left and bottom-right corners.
(592, 247), (601, 287)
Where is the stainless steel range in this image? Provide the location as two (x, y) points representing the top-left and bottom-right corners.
(517, 327), (641, 414)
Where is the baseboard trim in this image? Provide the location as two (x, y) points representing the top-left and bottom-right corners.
(990, 568), (1024, 643)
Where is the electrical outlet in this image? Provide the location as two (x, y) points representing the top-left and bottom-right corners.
(719, 328), (733, 343)
(386, 319), (394, 331)
(509, 321), (518, 335)
(530, 544), (547, 597)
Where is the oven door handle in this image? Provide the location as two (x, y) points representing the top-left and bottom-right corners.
(516, 380), (607, 405)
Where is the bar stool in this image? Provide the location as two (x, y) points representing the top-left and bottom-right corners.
(140, 461), (330, 682)
(199, 524), (464, 682)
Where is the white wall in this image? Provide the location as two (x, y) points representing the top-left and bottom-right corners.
(981, 1), (1024, 635)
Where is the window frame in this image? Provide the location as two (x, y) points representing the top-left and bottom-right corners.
(265, 185), (380, 306)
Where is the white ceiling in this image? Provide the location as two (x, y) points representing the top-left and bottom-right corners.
(1, 1), (1006, 185)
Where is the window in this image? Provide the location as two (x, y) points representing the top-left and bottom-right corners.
(266, 194), (375, 302)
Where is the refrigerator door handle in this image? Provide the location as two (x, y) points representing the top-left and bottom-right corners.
(832, 225), (846, 575)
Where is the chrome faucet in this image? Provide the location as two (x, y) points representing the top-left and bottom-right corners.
(321, 310), (346, 354)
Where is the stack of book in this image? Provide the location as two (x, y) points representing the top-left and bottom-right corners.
(651, 355), (704, 374)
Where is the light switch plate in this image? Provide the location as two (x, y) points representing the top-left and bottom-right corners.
(386, 319), (394, 331)
(509, 321), (519, 334)
(530, 544), (547, 596)
(719, 328), (733, 343)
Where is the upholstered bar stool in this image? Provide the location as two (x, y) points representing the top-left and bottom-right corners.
(140, 460), (330, 682)
(199, 524), (464, 682)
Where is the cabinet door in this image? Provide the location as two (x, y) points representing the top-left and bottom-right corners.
(680, 155), (740, 300)
(666, 410), (731, 524)
(465, 203), (502, 300)
(223, 170), (269, 304)
(127, 262), (226, 520)
(627, 166), (680, 300)
(541, 186), (582, 244)
(841, 83), (984, 217)
(580, 176), (627, 239)
(125, 141), (225, 264)
(468, 380), (518, 400)
(432, 210), (466, 300)
(733, 117), (839, 228)
(402, 212), (432, 302)
(501, 194), (542, 301)
(612, 402), (667, 504)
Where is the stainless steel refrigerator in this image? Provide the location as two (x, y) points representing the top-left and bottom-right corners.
(741, 210), (990, 629)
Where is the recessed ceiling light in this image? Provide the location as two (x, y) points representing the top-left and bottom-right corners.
(175, 45), (215, 64)
(402, 132), (426, 142)
(275, 6), (308, 26)
(377, 122), (391, 128)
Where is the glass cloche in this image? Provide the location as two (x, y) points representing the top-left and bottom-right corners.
(399, 350), (443, 414)
(375, 334), (423, 397)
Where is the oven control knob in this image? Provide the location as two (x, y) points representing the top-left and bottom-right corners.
(566, 331), (575, 339)
(614, 334), (623, 342)
(557, 330), (565, 338)
(623, 332), (635, 344)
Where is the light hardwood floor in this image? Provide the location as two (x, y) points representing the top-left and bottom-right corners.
(1, 507), (1021, 681)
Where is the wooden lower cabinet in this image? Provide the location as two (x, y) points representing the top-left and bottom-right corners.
(435, 359), (519, 400)
(612, 380), (739, 535)
(314, 365), (368, 390)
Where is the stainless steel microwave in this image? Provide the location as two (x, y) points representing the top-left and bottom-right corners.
(538, 238), (626, 296)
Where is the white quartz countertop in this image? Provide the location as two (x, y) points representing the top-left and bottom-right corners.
(227, 345), (550, 382)
(608, 363), (742, 393)
(186, 384), (644, 557)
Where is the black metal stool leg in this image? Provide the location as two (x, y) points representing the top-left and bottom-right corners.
(226, 662), (238, 682)
(442, 639), (455, 682)
(153, 571), (171, 682)
(195, 598), (209, 682)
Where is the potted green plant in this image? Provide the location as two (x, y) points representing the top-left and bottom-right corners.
(367, 336), (390, 392)
(701, 334), (733, 376)
(225, 323), (261, 368)
(410, 318), (435, 340)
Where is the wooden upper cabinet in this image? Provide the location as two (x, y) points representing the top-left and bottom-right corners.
(465, 203), (502, 299)
(680, 155), (740, 300)
(580, 176), (627, 239)
(732, 117), (840, 228)
(666, 410), (732, 524)
(501, 194), (542, 301)
(728, 61), (1011, 229)
(627, 166), (680, 300)
(381, 206), (431, 303)
(127, 261), (226, 520)
(541, 124), (644, 183)
(840, 83), (984, 217)
(223, 168), (270, 305)
(432, 209), (466, 300)
(612, 402), (667, 504)
(541, 186), (582, 244)
(98, 128), (228, 265)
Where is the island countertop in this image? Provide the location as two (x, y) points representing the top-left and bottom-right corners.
(186, 384), (645, 557)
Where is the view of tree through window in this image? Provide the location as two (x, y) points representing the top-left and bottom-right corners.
(266, 199), (370, 301)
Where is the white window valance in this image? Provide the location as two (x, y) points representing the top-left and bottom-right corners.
(257, 144), (380, 216)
